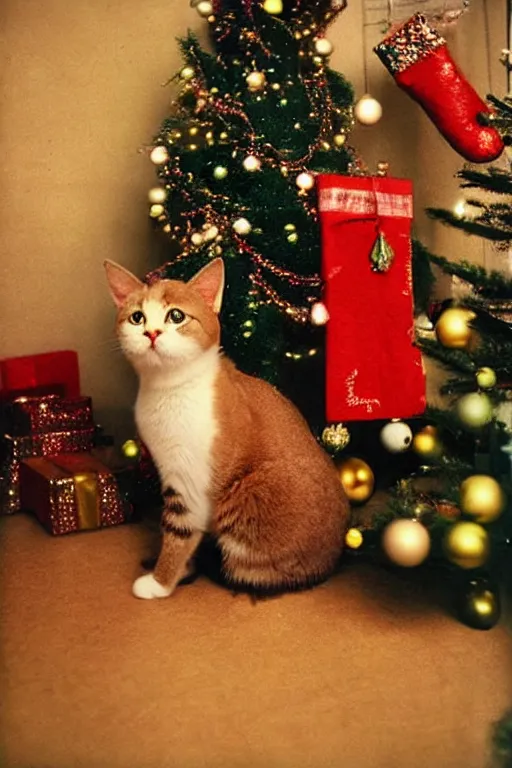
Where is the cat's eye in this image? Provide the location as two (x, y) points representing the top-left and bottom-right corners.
(166, 308), (186, 325)
(129, 311), (145, 325)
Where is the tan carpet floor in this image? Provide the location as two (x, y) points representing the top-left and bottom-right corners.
(1, 514), (511, 768)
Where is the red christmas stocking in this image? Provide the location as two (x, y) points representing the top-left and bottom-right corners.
(374, 13), (504, 164)
(317, 174), (426, 423)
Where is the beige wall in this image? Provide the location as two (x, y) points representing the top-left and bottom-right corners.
(0, 0), (507, 440)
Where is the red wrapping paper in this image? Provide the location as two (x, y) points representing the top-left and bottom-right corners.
(0, 351), (80, 399)
(317, 174), (426, 422)
(5, 394), (93, 436)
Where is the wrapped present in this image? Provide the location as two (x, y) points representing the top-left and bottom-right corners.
(3, 394), (93, 436)
(19, 453), (130, 535)
(317, 174), (426, 422)
(1, 428), (95, 514)
(0, 351), (80, 400)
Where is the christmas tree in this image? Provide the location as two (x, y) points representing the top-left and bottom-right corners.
(145, 0), (359, 426)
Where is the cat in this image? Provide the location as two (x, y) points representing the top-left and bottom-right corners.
(104, 258), (350, 599)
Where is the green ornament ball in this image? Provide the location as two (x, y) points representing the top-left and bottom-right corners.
(213, 166), (228, 180)
(457, 579), (501, 630)
(476, 367), (497, 389)
(456, 392), (494, 429)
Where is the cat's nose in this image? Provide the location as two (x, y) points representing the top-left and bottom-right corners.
(144, 329), (162, 346)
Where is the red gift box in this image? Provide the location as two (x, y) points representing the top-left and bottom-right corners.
(20, 453), (129, 535)
(317, 174), (426, 422)
(0, 351), (80, 400)
(4, 394), (93, 436)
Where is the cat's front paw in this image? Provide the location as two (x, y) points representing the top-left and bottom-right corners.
(132, 573), (174, 600)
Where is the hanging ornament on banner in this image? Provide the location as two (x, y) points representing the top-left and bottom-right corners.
(363, 0), (470, 29)
(370, 231), (395, 272)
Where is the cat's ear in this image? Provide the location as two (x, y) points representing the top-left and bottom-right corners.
(104, 260), (143, 308)
(188, 258), (225, 314)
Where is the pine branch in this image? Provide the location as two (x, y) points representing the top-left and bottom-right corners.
(427, 253), (512, 297)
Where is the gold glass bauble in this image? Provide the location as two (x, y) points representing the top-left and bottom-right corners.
(456, 392), (494, 429)
(412, 425), (442, 460)
(180, 66), (195, 81)
(333, 134), (346, 147)
(476, 366), (497, 389)
(314, 37), (334, 56)
(457, 579), (501, 630)
(443, 521), (490, 569)
(382, 519), (431, 567)
(354, 94), (382, 125)
(246, 71), (266, 91)
(345, 528), (363, 549)
(336, 457), (374, 504)
(435, 307), (476, 349)
(459, 474), (505, 523)
(122, 439), (140, 459)
(148, 186), (167, 204)
(262, 0), (283, 13)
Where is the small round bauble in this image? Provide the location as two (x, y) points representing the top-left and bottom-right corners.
(354, 94), (382, 125)
(412, 425), (442, 461)
(180, 66), (195, 81)
(148, 187), (167, 204)
(456, 392), (493, 429)
(443, 521), (490, 569)
(296, 172), (315, 190)
(287, 232), (298, 243)
(459, 474), (505, 523)
(243, 155), (261, 172)
(203, 225), (219, 241)
(382, 519), (431, 567)
(380, 420), (413, 453)
(195, 0), (213, 16)
(476, 366), (497, 389)
(310, 302), (329, 326)
(233, 217), (252, 235)
(321, 423), (350, 451)
(336, 457), (374, 504)
(149, 204), (165, 219)
(435, 307), (476, 349)
(191, 232), (204, 246)
(333, 133), (346, 147)
(149, 145), (169, 165)
(314, 37), (334, 56)
(246, 71), (266, 91)
(213, 165), (228, 180)
(122, 439), (140, 459)
(345, 528), (363, 549)
(262, 0), (283, 13)
(457, 578), (501, 630)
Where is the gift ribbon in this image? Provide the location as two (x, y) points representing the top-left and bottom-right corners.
(73, 471), (100, 530)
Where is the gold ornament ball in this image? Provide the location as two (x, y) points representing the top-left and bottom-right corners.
(314, 37), (334, 56)
(191, 232), (204, 246)
(233, 217), (252, 235)
(149, 203), (165, 219)
(459, 474), (505, 523)
(213, 165), (228, 180)
(336, 457), (375, 504)
(246, 71), (266, 91)
(243, 155), (261, 172)
(458, 579), (501, 630)
(456, 392), (494, 429)
(333, 134), (346, 147)
(180, 66), (195, 81)
(476, 366), (497, 389)
(287, 232), (299, 244)
(195, 0), (213, 16)
(345, 528), (363, 549)
(262, 0), (283, 13)
(443, 521), (490, 569)
(122, 439), (140, 459)
(296, 172), (315, 190)
(310, 302), (329, 326)
(203, 225), (219, 241)
(354, 94), (382, 125)
(148, 186), (167, 204)
(435, 307), (476, 349)
(149, 145), (169, 165)
(382, 519), (431, 567)
(412, 425), (442, 460)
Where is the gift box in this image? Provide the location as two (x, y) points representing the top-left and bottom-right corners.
(0, 351), (80, 400)
(1, 428), (95, 514)
(3, 394), (93, 436)
(20, 453), (130, 535)
(317, 174), (426, 422)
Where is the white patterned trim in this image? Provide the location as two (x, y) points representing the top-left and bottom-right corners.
(319, 188), (413, 218)
(345, 369), (381, 414)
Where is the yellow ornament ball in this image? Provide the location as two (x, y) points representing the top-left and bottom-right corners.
(444, 521), (490, 569)
(382, 519), (431, 567)
(122, 439), (140, 459)
(456, 392), (494, 429)
(336, 457), (375, 504)
(246, 71), (266, 92)
(263, 0), (283, 14)
(345, 528), (363, 549)
(476, 366), (497, 389)
(459, 474), (505, 523)
(354, 94), (382, 125)
(435, 307), (476, 349)
(412, 425), (442, 461)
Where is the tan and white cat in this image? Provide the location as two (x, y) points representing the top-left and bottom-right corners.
(104, 258), (350, 599)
